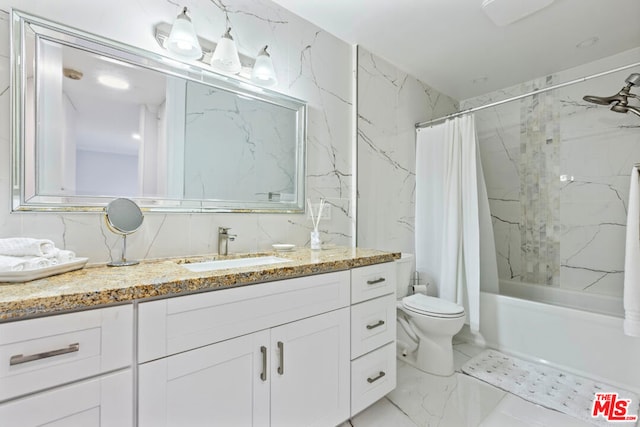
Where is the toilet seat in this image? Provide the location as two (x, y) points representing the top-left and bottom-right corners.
(402, 294), (465, 318)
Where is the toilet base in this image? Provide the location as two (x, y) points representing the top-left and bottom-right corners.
(416, 335), (455, 376)
(396, 342), (456, 377)
(396, 330), (458, 377)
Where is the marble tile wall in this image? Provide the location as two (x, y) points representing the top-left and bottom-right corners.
(356, 47), (458, 254)
(463, 47), (640, 298)
(519, 76), (561, 285)
(0, 0), (353, 263)
(184, 83), (297, 201)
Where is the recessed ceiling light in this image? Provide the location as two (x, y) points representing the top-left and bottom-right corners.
(576, 37), (599, 49)
(132, 133), (141, 140)
(97, 74), (130, 90)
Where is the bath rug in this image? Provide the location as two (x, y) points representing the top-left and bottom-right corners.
(461, 349), (639, 427)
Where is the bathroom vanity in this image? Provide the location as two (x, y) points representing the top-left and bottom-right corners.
(0, 247), (398, 426)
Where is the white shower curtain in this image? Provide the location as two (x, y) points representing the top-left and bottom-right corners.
(415, 114), (498, 332)
(624, 166), (640, 337)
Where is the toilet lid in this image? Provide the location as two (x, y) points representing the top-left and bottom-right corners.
(402, 294), (465, 317)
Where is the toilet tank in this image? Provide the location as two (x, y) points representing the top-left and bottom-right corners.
(395, 253), (414, 298)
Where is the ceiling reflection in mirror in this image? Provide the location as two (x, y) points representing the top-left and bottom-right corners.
(12, 11), (306, 212)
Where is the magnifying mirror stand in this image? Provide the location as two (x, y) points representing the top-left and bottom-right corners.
(108, 234), (139, 267)
(104, 198), (144, 267)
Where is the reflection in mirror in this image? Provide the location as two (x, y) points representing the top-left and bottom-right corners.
(184, 80), (297, 202)
(37, 41), (173, 199)
(12, 10), (307, 213)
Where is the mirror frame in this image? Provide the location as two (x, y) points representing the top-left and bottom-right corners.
(10, 10), (307, 213)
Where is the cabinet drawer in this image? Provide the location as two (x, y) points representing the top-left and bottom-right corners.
(350, 342), (396, 417)
(0, 369), (132, 427)
(0, 305), (133, 402)
(139, 271), (350, 362)
(351, 294), (396, 359)
(350, 262), (395, 304)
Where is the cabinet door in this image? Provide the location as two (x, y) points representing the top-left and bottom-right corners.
(270, 308), (350, 427)
(139, 330), (270, 427)
(0, 369), (132, 427)
(0, 305), (132, 402)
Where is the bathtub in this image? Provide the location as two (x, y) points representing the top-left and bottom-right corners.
(471, 290), (640, 393)
(499, 279), (624, 318)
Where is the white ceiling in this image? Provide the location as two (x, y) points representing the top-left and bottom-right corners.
(61, 44), (166, 155)
(270, 0), (640, 100)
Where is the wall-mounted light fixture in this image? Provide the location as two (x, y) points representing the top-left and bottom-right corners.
(165, 7), (202, 60)
(154, 6), (277, 86)
(251, 46), (277, 87)
(211, 28), (241, 74)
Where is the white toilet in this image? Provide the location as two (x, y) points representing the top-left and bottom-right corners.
(395, 253), (465, 376)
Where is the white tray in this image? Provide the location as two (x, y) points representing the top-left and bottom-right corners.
(0, 258), (89, 283)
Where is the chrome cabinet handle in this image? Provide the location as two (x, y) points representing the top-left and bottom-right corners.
(10, 343), (80, 366)
(277, 341), (284, 375)
(366, 320), (385, 330)
(367, 371), (386, 384)
(366, 278), (386, 285)
(260, 346), (267, 382)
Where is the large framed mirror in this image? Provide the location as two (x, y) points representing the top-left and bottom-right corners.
(11, 10), (307, 213)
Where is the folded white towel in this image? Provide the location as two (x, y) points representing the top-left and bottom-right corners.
(23, 257), (54, 270)
(0, 255), (28, 272)
(0, 238), (56, 257)
(0, 255), (53, 272)
(624, 166), (640, 337)
(47, 248), (76, 263)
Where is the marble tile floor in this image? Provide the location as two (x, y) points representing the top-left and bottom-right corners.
(343, 342), (595, 427)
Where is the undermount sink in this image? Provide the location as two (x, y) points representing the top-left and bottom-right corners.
(181, 256), (291, 273)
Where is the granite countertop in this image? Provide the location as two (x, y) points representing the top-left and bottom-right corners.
(0, 246), (399, 322)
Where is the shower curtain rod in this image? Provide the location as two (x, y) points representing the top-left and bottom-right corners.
(415, 61), (640, 129)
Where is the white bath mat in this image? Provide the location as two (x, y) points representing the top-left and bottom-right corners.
(462, 349), (639, 427)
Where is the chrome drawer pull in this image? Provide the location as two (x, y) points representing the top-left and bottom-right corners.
(366, 320), (385, 330)
(366, 278), (386, 285)
(367, 371), (386, 384)
(277, 341), (284, 375)
(260, 346), (267, 382)
(10, 343), (80, 366)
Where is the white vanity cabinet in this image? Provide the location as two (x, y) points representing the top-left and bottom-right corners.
(269, 308), (350, 427)
(139, 330), (270, 426)
(138, 271), (351, 427)
(349, 263), (397, 416)
(0, 305), (134, 426)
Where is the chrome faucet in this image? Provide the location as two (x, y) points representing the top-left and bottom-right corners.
(218, 227), (236, 256)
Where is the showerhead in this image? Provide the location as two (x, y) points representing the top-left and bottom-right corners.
(625, 73), (640, 86)
(582, 73), (640, 118)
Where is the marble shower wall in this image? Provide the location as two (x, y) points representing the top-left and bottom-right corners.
(463, 47), (640, 298)
(356, 47), (458, 254)
(0, 0), (353, 263)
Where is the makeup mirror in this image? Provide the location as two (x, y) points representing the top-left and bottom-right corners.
(104, 198), (144, 266)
